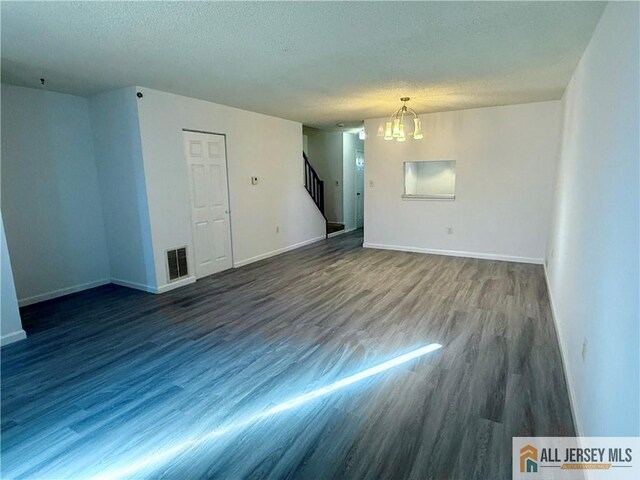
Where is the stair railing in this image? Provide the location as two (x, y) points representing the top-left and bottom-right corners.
(303, 152), (327, 237)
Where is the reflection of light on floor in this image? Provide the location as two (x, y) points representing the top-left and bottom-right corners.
(90, 343), (443, 480)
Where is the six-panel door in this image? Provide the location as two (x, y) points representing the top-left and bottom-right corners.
(183, 131), (233, 278)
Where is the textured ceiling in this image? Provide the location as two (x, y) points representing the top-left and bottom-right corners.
(1, 1), (605, 129)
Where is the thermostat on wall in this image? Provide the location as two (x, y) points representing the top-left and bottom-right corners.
(251, 176), (259, 185)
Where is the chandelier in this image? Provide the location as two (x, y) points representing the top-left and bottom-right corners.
(384, 97), (423, 142)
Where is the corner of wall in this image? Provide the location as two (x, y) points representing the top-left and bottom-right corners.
(543, 263), (583, 437)
(89, 87), (158, 292)
(1, 210), (26, 346)
(1, 330), (27, 348)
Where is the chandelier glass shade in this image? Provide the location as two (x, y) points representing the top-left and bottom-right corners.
(384, 97), (423, 142)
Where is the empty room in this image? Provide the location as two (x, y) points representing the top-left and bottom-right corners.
(1, 1), (638, 479)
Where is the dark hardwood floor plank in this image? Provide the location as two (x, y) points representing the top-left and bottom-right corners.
(1, 229), (574, 479)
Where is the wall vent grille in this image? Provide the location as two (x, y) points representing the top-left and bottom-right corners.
(167, 247), (188, 281)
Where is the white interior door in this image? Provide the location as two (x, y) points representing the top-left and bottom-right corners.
(355, 150), (365, 228)
(183, 131), (233, 279)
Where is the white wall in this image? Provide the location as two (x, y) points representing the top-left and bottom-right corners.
(364, 101), (562, 263)
(1, 211), (26, 346)
(545, 2), (639, 437)
(342, 133), (364, 232)
(1, 84), (110, 305)
(89, 88), (157, 291)
(134, 87), (326, 290)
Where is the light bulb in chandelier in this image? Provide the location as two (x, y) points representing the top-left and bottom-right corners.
(413, 118), (423, 140)
(384, 122), (393, 140)
(397, 123), (406, 142)
(392, 118), (401, 138)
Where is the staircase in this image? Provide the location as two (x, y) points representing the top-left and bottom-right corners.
(327, 222), (345, 235)
(303, 152), (328, 238)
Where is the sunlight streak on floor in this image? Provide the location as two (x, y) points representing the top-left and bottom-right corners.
(88, 343), (442, 480)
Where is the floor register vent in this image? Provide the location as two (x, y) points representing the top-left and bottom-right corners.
(167, 247), (188, 281)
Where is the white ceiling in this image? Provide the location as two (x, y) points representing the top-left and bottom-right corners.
(1, 1), (605, 129)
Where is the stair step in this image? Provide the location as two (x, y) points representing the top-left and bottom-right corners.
(327, 223), (345, 234)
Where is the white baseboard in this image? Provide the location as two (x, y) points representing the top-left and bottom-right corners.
(328, 227), (357, 239)
(113, 276), (195, 294)
(110, 278), (158, 293)
(1, 329), (27, 347)
(234, 235), (326, 268)
(544, 263), (583, 438)
(156, 276), (196, 294)
(363, 243), (543, 264)
(17, 275), (197, 308)
(18, 279), (111, 307)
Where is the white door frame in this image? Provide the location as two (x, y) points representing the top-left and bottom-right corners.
(182, 129), (234, 276)
(355, 148), (365, 229)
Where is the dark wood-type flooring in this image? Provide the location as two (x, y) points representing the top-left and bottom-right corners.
(1, 229), (575, 479)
